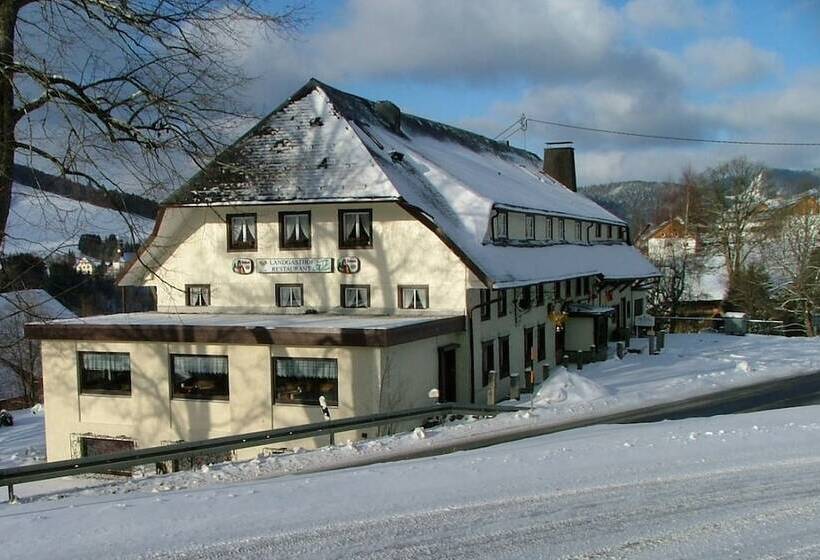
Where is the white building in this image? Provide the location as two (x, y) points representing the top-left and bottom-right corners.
(28, 80), (658, 461)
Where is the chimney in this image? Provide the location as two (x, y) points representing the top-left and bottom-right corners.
(544, 142), (577, 192)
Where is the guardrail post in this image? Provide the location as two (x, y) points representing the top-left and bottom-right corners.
(509, 372), (520, 400)
(7, 484), (15, 504)
(486, 370), (497, 407)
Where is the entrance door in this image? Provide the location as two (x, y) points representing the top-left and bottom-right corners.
(437, 346), (458, 402)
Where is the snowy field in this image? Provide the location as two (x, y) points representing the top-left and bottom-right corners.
(1, 333), (820, 558)
(2, 404), (820, 558)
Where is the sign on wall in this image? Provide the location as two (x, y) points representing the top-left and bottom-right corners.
(257, 257), (333, 274)
(337, 256), (361, 274)
(232, 258), (254, 275)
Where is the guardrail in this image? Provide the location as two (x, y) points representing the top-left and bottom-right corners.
(653, 316), (804, 336)
(0, 402), (520, 502)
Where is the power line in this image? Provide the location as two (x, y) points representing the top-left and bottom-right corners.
(495, 116), (820, 147)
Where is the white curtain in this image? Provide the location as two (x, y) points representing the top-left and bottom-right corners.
(344, 212), (371, 242)
(345, 287), (368, 308)
(232, 216), (256, 244)
(190, 286), (209, 306)
(276, 358), (337, 380)
(173, 355), (228, 379)
(402, 287), (428, 309)
(285, 214), (309, 242)
(279, 286), (303, 307)
(82, 353), (130, 378)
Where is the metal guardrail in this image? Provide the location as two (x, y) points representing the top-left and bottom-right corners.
(653, 316), (803, 336)
(0, 403), (519, 502)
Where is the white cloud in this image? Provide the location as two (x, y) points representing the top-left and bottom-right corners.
(624, 0), (731, 30)
(683, 37), (781, 88)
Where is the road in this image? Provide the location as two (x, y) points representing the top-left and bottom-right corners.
(139, 457), (820, 560)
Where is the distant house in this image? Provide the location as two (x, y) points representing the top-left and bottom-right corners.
(28, 80), (658, 462)
(637, 217), (700, 260)
(74, 256), (97, 275)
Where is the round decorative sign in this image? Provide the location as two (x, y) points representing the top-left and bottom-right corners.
(337, 256), (361, 274)
(232, 257), (254, 275)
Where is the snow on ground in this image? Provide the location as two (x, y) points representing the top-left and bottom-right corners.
(4, 183), (154, 256)
(0, 407), (45, 470)
(3, 405), (820, 558)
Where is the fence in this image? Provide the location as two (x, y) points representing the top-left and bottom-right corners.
(0, 402), (519, 502)
(653, 316), (805, 336)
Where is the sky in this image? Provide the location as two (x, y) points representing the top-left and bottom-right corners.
(233, 0), (820, 185)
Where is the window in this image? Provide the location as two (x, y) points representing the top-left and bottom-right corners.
(634, 298), (644, 317)
(81, 437), (135, 473)
(399, 285), (429, 309)
(608, 224), (613, 238)
(479, 289), (491, 319)
(524, 327), (534, 367)
(492, 210), (508, 240)
(78, 352), (131, 394)
(481, 340), (495, 386)
(186, 284), (210, 307)
(227, 214), (257, 251)
(274, 357), (338, 405)
(596, 223), (602, 238)
(520, 286), (532, 308)
(575, 221), (582, 241)
(276, 284), (303, 307)
(171, 354), (229, 400)
(339, 209), (373, 248)
(575, 277), (582, 295)
(342, 284), (370, 308)
(497, 289), (507, 317)
(498, 336), (510, 378)
(279, 212), (311, 249)
(525, 214), (535, 240)
(583, 276), (590, 295)
(536, 284), (544, 306)
(559, 219), (566, 240)
(555, 281), (562, 299)
(546, 217), (554, 240)
(619, 227), (626, 241)
(537, 324), (546, 362)
(564, 279), (572, 298)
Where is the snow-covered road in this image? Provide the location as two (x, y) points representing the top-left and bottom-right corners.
(3, 404), (820, 559)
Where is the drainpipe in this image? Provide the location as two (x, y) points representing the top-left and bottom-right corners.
(467, 293), (504, 404)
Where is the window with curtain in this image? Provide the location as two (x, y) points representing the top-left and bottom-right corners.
(342, 285), (370, 308)
(525, 214), (535, 240)
(186, 285), (210, 307)
(276, 284), (303, 307)
(78, 352), (131, 394)
(227, 214), (257, 251)
(492, 210), (508, 240)
(340, 209), (373, 248)
(171, 354), (229, 399)
(274, 358), (338, 405)
(280, 212), (311, 249)
(399, 285), (429, 309)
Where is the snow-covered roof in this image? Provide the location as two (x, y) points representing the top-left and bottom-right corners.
(0, 289), (75, 322)
(162, 79), (657, 287)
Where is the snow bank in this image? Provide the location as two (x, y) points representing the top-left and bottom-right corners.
(532, 367), (612, 406)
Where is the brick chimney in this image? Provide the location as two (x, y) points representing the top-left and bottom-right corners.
(544, 143), (577, 192)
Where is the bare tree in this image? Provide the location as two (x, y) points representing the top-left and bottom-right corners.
(763, 208), (820, 336)
(698, 158), (774, 285)
(0, 0), (301, 253)
(0, 308), (39, 404)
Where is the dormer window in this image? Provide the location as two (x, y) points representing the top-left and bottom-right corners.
(492, 210), (508, 241)
(525, 214), (535, 240)
(227, 214), (257, 251)
(280, 212), (311, 249)
(340, 209), (373, 248)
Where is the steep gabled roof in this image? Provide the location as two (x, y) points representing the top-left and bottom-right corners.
(161, 80), (657, 287)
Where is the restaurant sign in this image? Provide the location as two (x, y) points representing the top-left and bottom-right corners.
(257, 257), (333, 274)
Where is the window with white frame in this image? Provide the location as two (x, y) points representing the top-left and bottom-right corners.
(340, 209), (373, 248)
(186, 284), (210, 307)
(227, 214), (257, 251)
(525, 214), (535, 240)
(280, 212), (311, 249)
(492, 210), (508, 240)
(274, 357), (338, 405)
(399, 285), (429, 309)
(342, 285), (370, 308)
(276, 284), (303, 307)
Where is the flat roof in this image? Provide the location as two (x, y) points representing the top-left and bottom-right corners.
(25, 312), (466, 347)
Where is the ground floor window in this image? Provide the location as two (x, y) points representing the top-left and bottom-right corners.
(537, 324), (546, 362)
(277, 284), (303, 307)
(498, 336), (510, 378)
(171, 354), (229, 400)
(274, 357), (338, 406)
(342, 284), (370, 308)
(186, 284), (210, 307)
(80, 436), (135, 475)
(481, 340), (495, 386)
(78, 352), (131, 394)
(524, 327), (534, 368)
(399, 285), (429, 309)
(634, 298), (644, 317)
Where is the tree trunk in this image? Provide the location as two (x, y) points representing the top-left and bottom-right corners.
(0, 1), (17, 252)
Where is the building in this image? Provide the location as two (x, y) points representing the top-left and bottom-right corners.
(74, 256), (97, 275)
(27, 80), (658, 462)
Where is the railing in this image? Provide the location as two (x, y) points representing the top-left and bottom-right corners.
(653, 316), (803, 336)
(0, 402), (519, 502)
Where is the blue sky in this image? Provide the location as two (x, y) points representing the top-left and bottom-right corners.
(237, 0), (820, 184)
